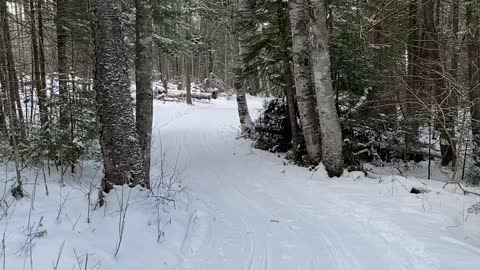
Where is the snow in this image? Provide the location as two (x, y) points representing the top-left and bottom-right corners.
(1, 96), (480, 269)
